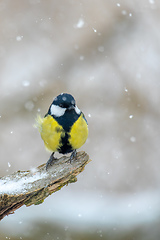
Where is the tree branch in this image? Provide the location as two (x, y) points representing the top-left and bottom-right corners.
(0, 151), (90, 221)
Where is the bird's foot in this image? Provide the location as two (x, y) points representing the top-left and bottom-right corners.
(46, 152), (57, 171)
(70, 149), (77, 163)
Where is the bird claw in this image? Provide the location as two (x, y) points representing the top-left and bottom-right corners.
(46, 152), (57, 171)
(70, 150), (77, 163)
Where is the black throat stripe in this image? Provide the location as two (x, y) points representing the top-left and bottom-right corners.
(46, 109), (81, 154)
(52, 109), (80, 132)
(58, 132), (73, 154)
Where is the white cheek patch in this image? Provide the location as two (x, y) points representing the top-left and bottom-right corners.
(50, 104), (66, 117)
(75, 105), (81, 115)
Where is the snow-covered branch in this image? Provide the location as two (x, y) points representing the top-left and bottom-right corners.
(0, 151), (90, 221)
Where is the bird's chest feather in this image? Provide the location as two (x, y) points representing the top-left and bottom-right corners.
(38, 111), (88, 153)
(69, 114), (88, 149)
(40, 115), (65, 152)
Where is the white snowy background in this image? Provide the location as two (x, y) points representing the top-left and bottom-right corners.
(0, 0), (160, 239)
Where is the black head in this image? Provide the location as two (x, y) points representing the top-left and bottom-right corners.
(53, 93), (76, 109)
(47, 93), (81, 118)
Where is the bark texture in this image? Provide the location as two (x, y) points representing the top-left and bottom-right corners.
(0, 151), (90, 221)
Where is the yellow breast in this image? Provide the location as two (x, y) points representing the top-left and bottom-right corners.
(35, 115), (64, 152)
(69, 113), (88, 150)
(35, 113), (88, 153)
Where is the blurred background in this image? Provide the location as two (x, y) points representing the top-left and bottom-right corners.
(0, 0), (160, 239)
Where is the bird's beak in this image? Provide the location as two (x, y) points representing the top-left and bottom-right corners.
(68, 106), (75, 110)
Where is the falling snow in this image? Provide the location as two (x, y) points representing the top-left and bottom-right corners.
(92, 28), (97, 32)
(98, 46), (105, 52)
(130, 136), (136, 142)
(8, 162), (11, 168)
(16, 35), (23, 41)
(149, 0), (155, 4)
(74, 18), (84, 28)
(0, 1), (160, 237)
(22, 80), (30, 87)
(122, 10), (127, 15)
(129, 115), (133, 119)
(24, 100), (34, 111)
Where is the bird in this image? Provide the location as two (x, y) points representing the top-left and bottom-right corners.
(35, 93), (88, 170)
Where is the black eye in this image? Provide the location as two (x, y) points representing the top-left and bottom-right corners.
(59, 103), (63, 108)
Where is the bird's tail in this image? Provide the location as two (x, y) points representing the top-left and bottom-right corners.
(33, 114), (43, 133)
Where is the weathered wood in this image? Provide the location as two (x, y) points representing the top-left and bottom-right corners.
(0, 151), (90, 221)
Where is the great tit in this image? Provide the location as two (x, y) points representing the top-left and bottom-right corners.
(35, 93), (88, 170)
